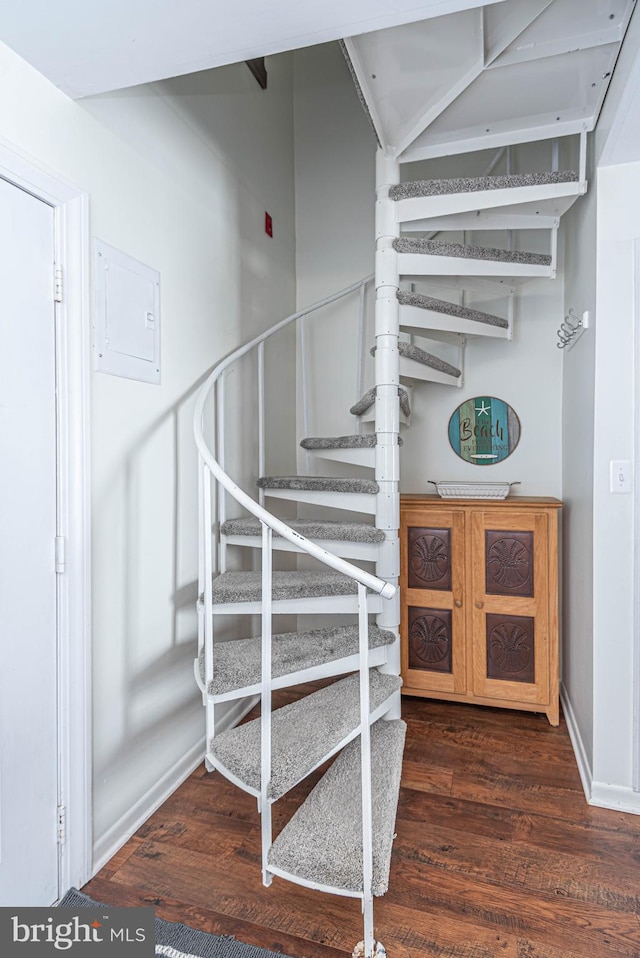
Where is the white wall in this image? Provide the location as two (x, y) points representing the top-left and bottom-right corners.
(401, 275), (563, 497)
(293, 41), (376, 450)
(0, 42), (296, 864)
(560, 140), (597, 779)
(558, 1), (640, 810)
(590, 160), (639, 805)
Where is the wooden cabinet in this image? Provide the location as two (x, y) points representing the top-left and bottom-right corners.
(400, 495), (561, 725)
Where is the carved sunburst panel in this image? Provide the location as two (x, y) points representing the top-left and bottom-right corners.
(408, 606), (452, 674)
(407, 526), (451, 590)
(485, 530), (534, 597)
(485, 613), (535, 684)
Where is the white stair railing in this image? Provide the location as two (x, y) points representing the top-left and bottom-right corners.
(358, 581), (375, 958)
(193, 276), (396, 941)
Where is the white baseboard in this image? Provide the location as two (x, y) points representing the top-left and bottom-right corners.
(91, 694), (259, 876)
(560, 682), (593, 802)
(590, 782), (640, 815)
(561, 683), (640, 815)
(91, 740), (204, 876)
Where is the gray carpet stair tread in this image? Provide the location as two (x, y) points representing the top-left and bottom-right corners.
(370, 341), (461, 378)
(257, 475), (379, 494)
(211, 570), (360, 604)
(389, 170), (578, 201)
(393, 236), (552, 267)
(300, 434), (404, 449)
(268, 718), (406, 895)
(199, 625), (395, 696)
(350, 387), (411, 418)
(210, 671), (403, 800)
(221, 517), (384, 544)
(301, 434), (374, 449)
(397, 290), (509, 329)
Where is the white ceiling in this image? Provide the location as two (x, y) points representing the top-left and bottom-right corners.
(0, 0), (502, 99)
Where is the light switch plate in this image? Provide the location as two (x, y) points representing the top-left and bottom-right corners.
(610, 459), (632, 494)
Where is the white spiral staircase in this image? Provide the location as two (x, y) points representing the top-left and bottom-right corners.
(192, 2), (632, 953)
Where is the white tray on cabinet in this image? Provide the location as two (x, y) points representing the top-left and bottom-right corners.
(428, 481), (520, 499)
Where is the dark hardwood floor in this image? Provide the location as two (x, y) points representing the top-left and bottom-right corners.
(83, 689), (640, 957)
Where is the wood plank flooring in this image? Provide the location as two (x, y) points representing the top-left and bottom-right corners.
(83, 690), (640, 958)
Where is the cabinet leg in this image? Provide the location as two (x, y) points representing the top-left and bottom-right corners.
(545, 701), (560, 727)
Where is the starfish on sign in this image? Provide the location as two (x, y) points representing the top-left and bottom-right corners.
(475, 400), (490, 417)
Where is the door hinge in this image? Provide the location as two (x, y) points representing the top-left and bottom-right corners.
(55, 536), (66, 574)
(57, 804), (66, 845)
(54, 266), (63, 304)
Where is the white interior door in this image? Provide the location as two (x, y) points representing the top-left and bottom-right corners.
(0, 176), (59, 904)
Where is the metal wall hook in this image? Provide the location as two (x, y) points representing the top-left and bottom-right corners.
(557, 309), (590, 350)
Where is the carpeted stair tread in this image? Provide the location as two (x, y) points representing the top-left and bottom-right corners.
(211, 570), (360, 604)
(210, 671), (403, 800)
(393, 236), (551, 267)
(350, 387), (411, 418)
(389, 170), (578, 201)
(199, 625), (395, 696)
(370, 341), (461, 378)
(268, 718), (406, 895)
(257, 475), (379, 495)
(300, 434), (403, 449)
(221, 517), (384, 544)
(302, 434), (375, 449)
(397, 290), (509, 329)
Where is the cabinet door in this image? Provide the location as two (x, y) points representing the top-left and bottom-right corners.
(400, 507), (466, 694)
(469, 510), (550, 706)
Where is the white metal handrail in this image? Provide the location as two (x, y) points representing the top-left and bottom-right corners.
(193, 274), (394, 599)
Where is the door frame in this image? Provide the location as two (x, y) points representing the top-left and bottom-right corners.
(0, 136), (92, 894)
(634, 237), (640, 795)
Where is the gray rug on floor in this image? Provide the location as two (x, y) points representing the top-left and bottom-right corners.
(58, 888), (294, 958)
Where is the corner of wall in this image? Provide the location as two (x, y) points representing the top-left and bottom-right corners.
(91, 694), (258, 875)
(589, 782), (640, 816)
(560, 681), (592, 802)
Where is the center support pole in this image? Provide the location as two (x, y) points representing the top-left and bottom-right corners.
(374, 149), (401, 712)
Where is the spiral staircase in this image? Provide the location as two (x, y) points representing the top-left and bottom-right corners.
(193, 2), (631, 954)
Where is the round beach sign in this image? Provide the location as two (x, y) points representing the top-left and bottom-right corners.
(448, 396), (520, 466)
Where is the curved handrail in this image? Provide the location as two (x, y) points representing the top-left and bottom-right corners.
(193, 275), (396, 599)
